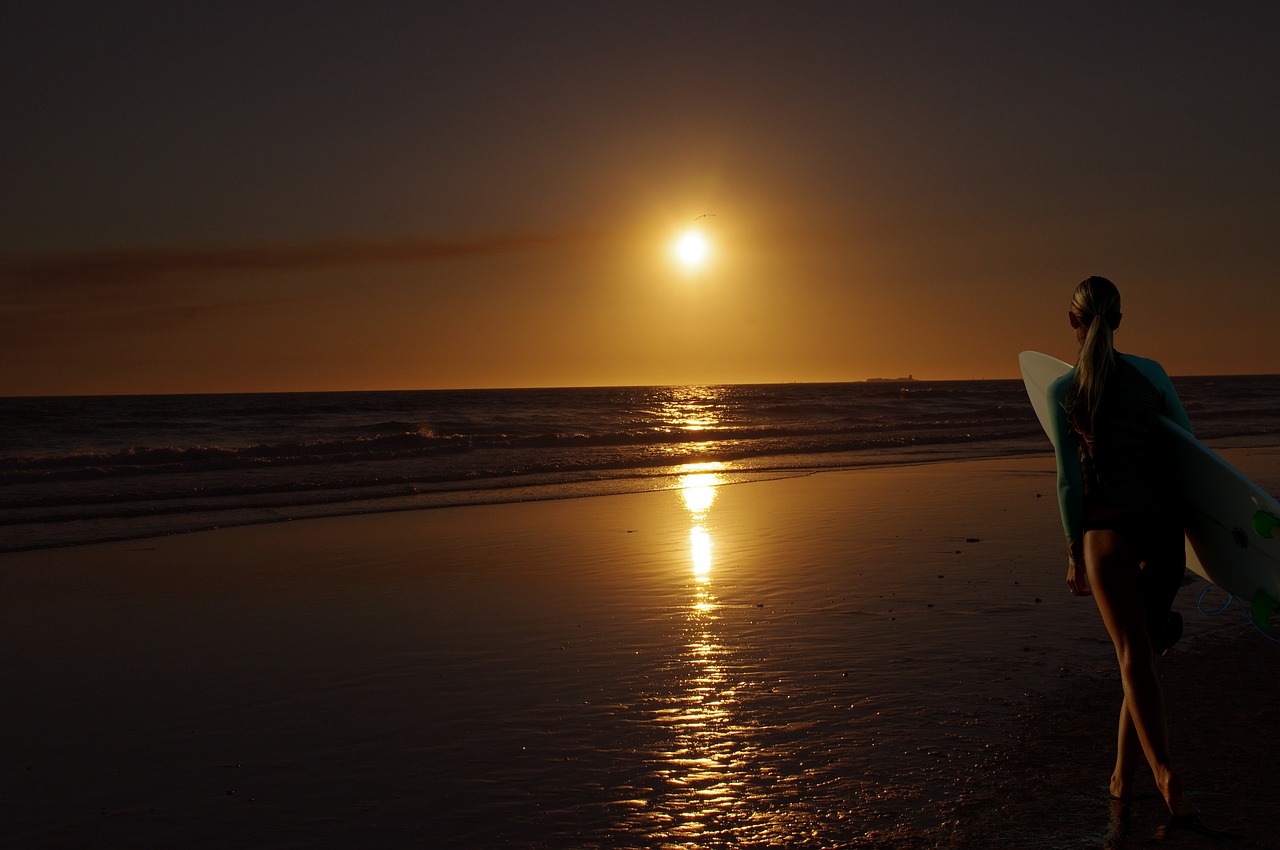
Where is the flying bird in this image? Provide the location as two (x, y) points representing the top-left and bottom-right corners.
(694, 214), (715, 221)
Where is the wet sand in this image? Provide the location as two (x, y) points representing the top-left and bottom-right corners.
(966, 627), (1278, 849)
(1, 452), (1277, 848)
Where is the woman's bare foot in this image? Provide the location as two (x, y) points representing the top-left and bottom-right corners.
(1157, 768), (1198, 819)
(1108, 770), (1131, 801)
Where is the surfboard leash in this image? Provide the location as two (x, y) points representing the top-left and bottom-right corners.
(1195, 584), (1280, 644)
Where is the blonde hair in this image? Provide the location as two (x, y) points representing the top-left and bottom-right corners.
(1065, 276), (1122, 435)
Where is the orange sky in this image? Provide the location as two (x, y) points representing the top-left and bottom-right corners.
(3, 3), (1279, 395)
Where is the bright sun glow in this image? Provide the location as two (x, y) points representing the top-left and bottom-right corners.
(674, 229), (710, 269)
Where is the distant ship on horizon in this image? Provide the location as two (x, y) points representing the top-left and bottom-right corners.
(865, 374), (915, 383)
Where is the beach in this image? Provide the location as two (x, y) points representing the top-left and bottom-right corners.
(2, 452), (1277, 848)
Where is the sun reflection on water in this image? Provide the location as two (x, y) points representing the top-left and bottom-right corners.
(601, 456), (845, 845)
(678, 462), (724, 515)
(690, 525), (713, 583)
(658, 386), (727, 434)
(681, 464), (722, 591)
(645, 461), (755, 843)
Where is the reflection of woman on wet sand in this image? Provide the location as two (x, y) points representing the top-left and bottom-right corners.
(1046, 276), (1197, 819)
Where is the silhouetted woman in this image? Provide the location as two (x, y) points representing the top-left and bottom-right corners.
(1046, 276), (1197, 818)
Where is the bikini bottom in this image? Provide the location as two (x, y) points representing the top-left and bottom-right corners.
(1083, 509), (1185, 652)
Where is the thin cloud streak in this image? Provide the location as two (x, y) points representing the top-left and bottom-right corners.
(0, 231), (610, 288)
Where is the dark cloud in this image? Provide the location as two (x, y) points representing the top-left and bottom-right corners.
(0, 231), (608, 289)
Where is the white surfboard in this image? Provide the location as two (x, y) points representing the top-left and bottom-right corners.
(1019, 350), (1280, 630)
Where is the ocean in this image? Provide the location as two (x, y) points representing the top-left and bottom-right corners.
(5, 377), (1280, 849)
(4, 375), (1280, 552)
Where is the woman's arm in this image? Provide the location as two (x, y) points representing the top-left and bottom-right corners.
(1047, 373), (1087, 591)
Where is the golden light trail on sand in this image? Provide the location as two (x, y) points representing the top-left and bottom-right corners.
(659, 459), (744, 841)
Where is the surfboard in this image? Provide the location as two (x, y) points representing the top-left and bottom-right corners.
(1019, 350), (1280, 631)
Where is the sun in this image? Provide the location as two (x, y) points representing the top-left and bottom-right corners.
(673, 229), (710, 270)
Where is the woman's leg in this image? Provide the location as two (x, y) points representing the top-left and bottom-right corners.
(1085, 528), (1193, 816)
(1111, 698), (1142, 799)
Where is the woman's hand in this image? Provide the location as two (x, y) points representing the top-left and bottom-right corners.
(1066, 542), (1091, 596)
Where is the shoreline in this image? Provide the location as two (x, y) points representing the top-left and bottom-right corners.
(1, 440), (1054, 555)
(10, 436), (1280, 557)
(1, 453), (1276, 847)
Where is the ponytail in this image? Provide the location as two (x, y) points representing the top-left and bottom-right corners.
(1064, 276), (1122, 436)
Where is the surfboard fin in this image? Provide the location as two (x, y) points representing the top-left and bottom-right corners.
(1252, 509), (1280, 539)
(1250, 589), (1279, 634)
